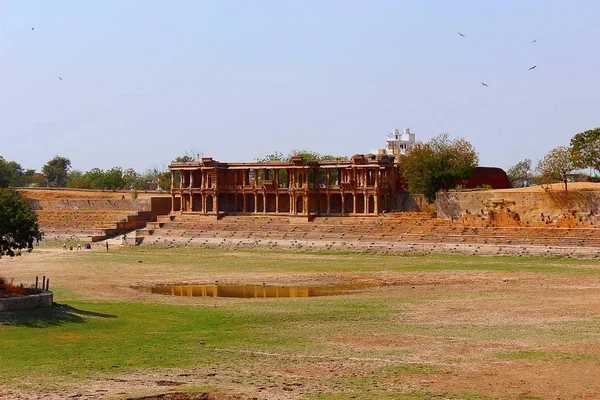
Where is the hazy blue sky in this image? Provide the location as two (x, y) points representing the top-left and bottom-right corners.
(2, 1), (599, 173)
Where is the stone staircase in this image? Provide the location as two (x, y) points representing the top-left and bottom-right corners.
(37, 209), (154, 243)
(134, 213), (600, 256)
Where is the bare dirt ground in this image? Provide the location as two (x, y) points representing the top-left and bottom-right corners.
(491, 181), (600, 193)
(2, 247), (600, 399)
(17, 188), (169, 200)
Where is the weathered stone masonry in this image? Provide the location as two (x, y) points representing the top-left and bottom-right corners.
(169, 154), (398, 217)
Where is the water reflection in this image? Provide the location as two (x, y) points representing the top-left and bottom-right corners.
(141, 283), (370, 298)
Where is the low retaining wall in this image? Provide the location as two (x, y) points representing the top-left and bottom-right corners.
(393, 194), (437, 213)
(437, 190), (600, 226)
(0, 290), (53, 311)
(26, 199), (151, 211)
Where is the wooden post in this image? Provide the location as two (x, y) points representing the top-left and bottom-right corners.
(42, 275), (46, 290)
(46, 278), (50, 291)
(35, 276), (39, 289)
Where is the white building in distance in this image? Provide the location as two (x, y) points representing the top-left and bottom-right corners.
(386, 128), (415, 155)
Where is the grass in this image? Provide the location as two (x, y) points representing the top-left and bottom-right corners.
(494, 350), (600, 361)
(1, 246), (600, 398)
(71, 244), (600, 276)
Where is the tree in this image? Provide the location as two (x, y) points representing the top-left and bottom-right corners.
(123, 168), (145, 190)
(0, 189), (42, 257)
(103, 167), (126, 190)
(66, 170), (88, 189)
(536, 146), (576, 191)
(401, 133), (479, 203)
(0, 157), (26, 188)
(42, 156), (71, 187)
(507, 159), (532, 188)
(570, 127), (600, 172)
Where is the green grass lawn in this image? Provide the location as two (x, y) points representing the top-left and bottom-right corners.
(1, 246), (599, 399)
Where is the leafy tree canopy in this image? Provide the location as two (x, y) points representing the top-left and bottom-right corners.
(42, 156), (71, 188)
(0, 189), (42, 257)
(536, 146), (576, 191)
(401, 133), (479, 203)
(256, 149), (348, 163)
(507, 158), (532, 188)
(570, 127), (600, 172)
(0, 156), (28, 188)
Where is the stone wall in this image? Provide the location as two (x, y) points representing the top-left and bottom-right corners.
(0, 290), (53, 311)
(437, 190), (600, 226)
(26, 199), (151, 212)
(393, 194), (437, 213)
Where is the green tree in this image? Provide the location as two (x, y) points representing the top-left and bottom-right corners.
(123, 168), (145, 190)
(0, 157), (27, 188)
(506, 159), (532, 188)
(0, 189), (42, 257)
(570, 127), (600, 172)
(537, 146), (576, 191)
(103, 167), (125, 190)
(401, 133), (479, 203)
(66, 170), (88, 189)
(42, 156), (71, 187)
(83, 168), (105, 189)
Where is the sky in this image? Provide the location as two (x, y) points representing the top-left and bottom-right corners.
(1, 1), (600, 173)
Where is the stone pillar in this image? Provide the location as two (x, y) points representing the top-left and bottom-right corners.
(254, 194), (258, 213)
(214, 195), (218, 215)
(326, 169), (331, 188)
(326, 193), (330, 214)
(275, 194), (279, 213)
(364, 194), (368, 214)
(374, 195), (379, 214)
(353, 195), (357, 214)
(304, 196), (308, 215)
(341, 194), (345, 214)
(189, 173), (194, 211)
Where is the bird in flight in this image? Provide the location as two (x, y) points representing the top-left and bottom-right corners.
(481, 82), (488, 87)
(31, 26), (35, 31)
(58, 77), (63, 81)
(531, 39), (539, 43)
(529, 65), (537, 70)
(458, 32), (465, 37)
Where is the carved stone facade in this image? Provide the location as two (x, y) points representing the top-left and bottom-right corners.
(169, 154), (398, 217)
